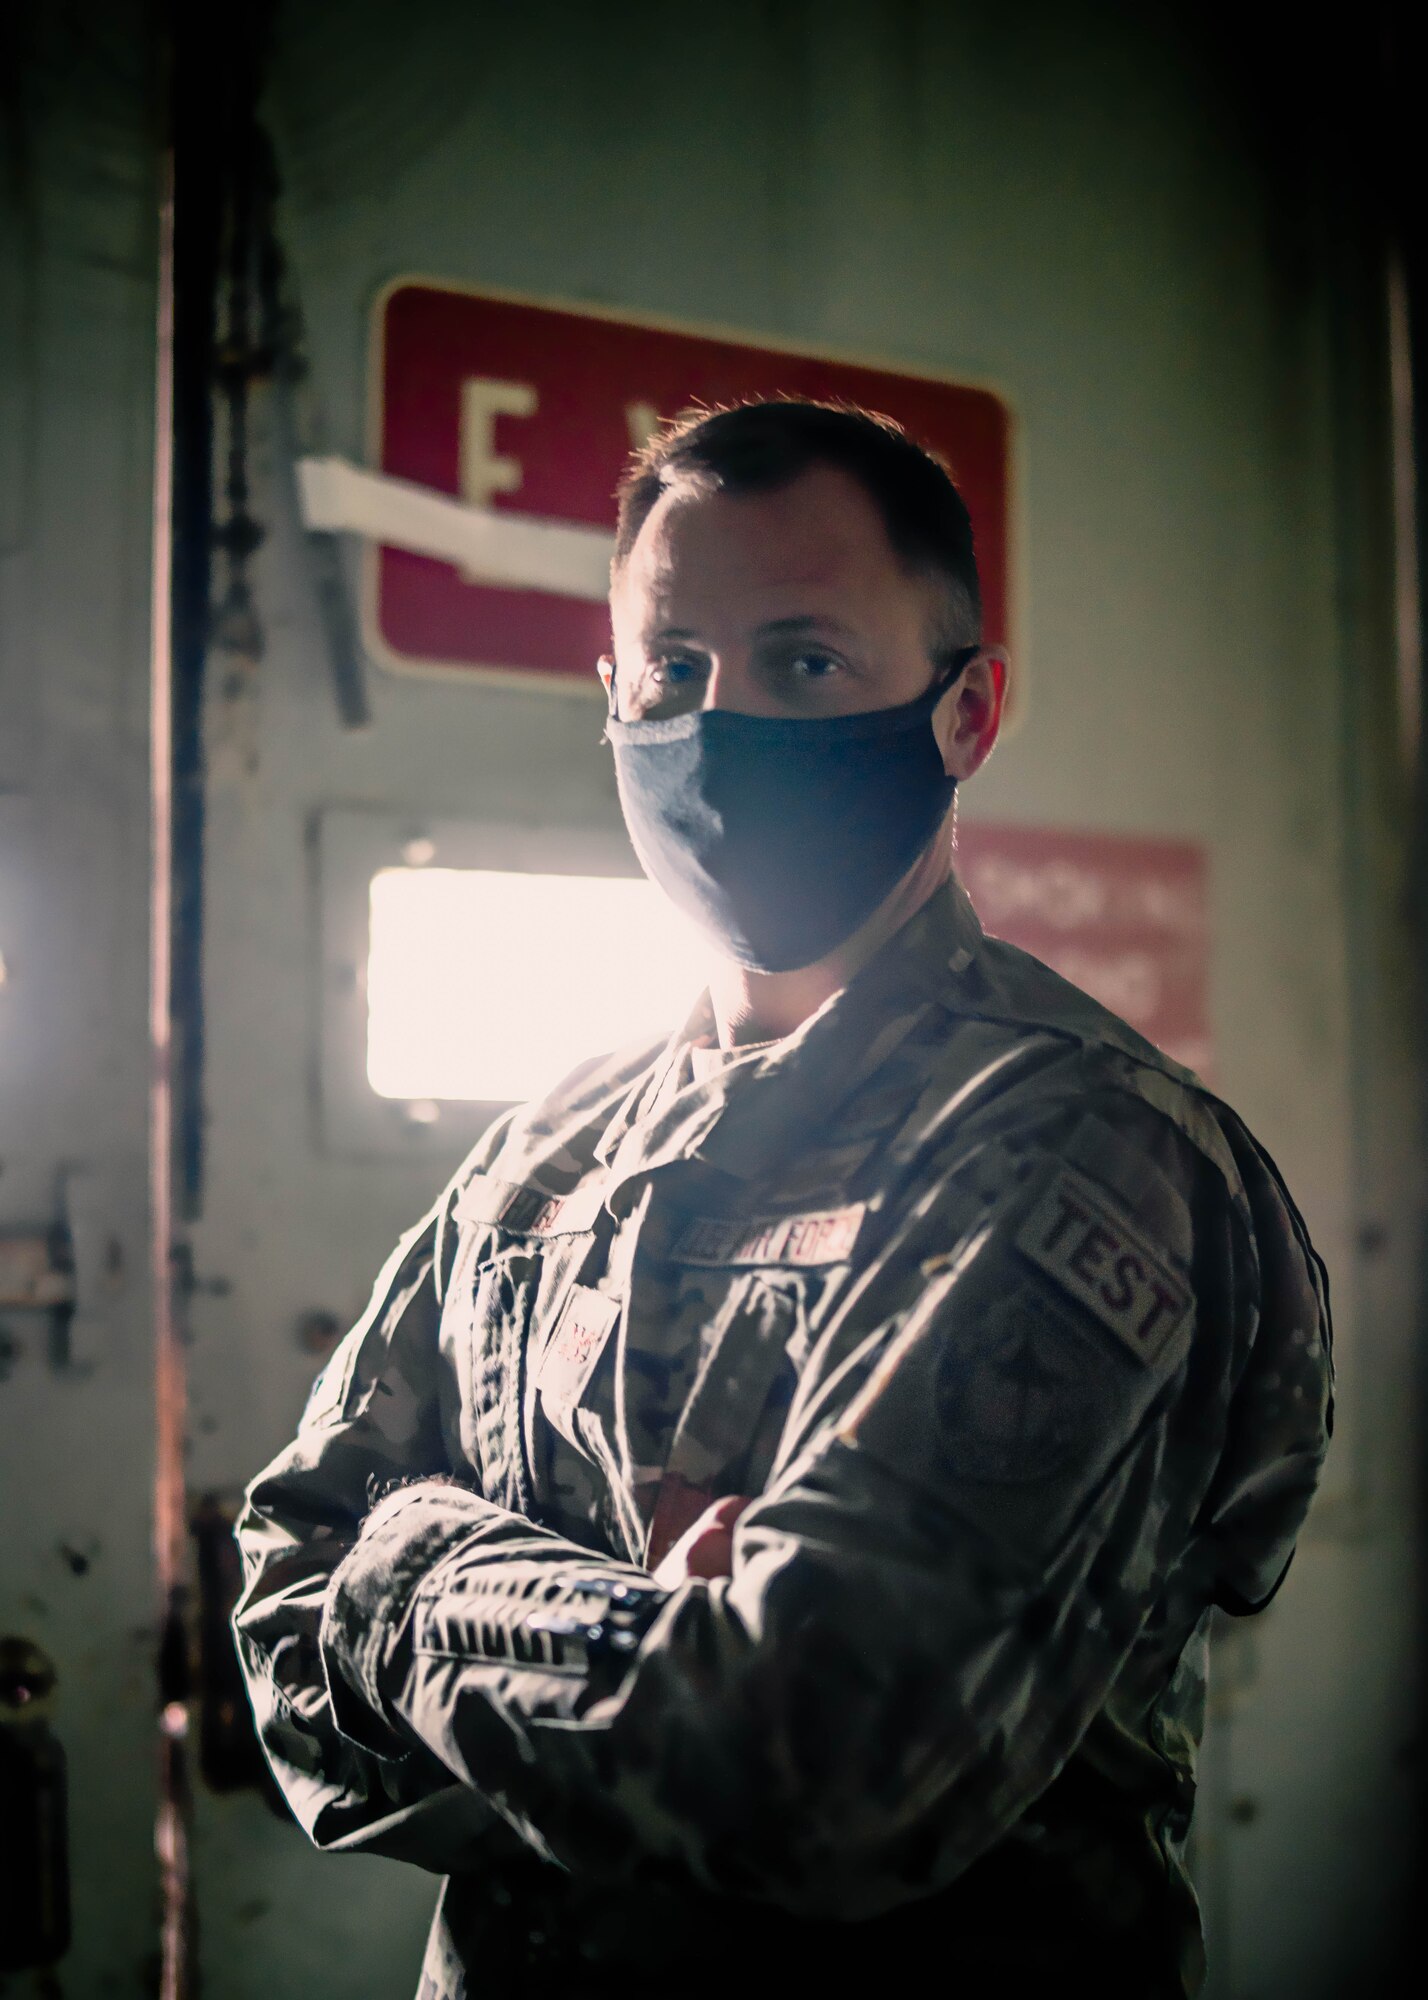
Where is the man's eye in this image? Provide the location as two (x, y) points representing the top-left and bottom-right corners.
(787, 651), (843, 679)
(651, 656), (703, 684)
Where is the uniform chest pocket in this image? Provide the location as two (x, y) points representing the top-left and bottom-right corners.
(662, 1270), (806, 1493)
(443, 1172), (610, 1513)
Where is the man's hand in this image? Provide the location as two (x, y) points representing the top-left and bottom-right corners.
(651, 1495), (751, 1589)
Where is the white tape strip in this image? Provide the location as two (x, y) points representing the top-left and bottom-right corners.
(296, 455), (615, 602)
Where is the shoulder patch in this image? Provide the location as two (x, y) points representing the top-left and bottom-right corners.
(1014, 1163), (1191, 1366)
(836, 1258), (1114, 1493)
(934, 1285), (1103, 1483)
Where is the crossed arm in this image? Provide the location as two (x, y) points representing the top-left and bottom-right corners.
(234, 1096), (1269, 1912)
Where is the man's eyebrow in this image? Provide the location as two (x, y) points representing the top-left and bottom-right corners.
(753, 615), (859, 638)
(641, 615), (857, 645)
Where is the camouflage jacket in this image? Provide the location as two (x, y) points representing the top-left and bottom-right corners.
(233, 878), (1332, 1999)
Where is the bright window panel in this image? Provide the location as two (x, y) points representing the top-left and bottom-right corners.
(366, 867), (708, 1103)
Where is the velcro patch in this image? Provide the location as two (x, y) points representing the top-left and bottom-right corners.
(455, 1173), (606, 1238)
(535, 1285), (621, 1439)
(1014, 1164), (1192, 1366)
(670, 1203), (866, 1269)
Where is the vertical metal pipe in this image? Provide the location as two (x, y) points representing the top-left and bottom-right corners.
(151, 146), (179, 1617)
(149, 147), (193, 2000)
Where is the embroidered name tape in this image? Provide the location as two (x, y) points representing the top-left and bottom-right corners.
(536, 1285), (621, 1439)
(671, 1203), (866, 1269)
(454, 1174), (606, 1237)
(1015, 1164), (1192, 1366)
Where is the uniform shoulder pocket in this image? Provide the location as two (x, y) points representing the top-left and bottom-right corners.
(299, 1327), (364, 1431)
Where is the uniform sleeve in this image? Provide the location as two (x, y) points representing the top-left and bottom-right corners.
(231, 1191), (506, 1870)
(316, 1095), (1331, 1916)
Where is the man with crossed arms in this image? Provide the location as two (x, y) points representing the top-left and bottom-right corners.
(235, 400), (1331, 1998)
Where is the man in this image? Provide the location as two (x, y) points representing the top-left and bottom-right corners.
(234, 401), (1332, 1998)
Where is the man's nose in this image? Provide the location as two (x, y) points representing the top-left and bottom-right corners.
(699, 657), (731, 712)
(698, 653), (766, 716)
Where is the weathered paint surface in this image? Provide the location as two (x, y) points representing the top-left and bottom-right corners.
(0, 8), (160, 1994)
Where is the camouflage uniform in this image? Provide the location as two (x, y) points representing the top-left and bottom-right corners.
(233, 878), (1332, 1998)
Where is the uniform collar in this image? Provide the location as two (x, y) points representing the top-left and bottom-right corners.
(594, 874), (985, 1186)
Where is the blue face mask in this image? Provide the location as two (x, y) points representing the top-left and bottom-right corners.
(605, 650), (973, 973)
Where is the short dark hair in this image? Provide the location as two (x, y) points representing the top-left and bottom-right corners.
(612, 398), (982, 653)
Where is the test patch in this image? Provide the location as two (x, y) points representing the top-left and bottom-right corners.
(670, 1202), (866, 1268)
(1015, 1164), (1192, 1366)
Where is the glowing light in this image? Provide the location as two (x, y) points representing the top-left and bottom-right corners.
(366, 868), (709, 1103)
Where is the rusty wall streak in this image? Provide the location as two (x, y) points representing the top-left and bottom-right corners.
(148, 147), (194, 2000)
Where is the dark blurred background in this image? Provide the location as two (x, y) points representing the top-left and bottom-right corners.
(0, 3), (1423, 1994)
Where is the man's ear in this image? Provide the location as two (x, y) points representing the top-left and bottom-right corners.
(934, 648), (1008, 781)
(597, 653), (617, 716)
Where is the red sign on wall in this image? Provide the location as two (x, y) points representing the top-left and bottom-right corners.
(369, 281), (1013, 682)
(956, 824), (1212, 1078)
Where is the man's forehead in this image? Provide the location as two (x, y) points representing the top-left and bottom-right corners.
(612, 463), (909, 625)
(608, 462), (916, 636)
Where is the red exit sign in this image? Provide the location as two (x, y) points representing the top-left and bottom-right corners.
(368, 280), (1013, 684)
